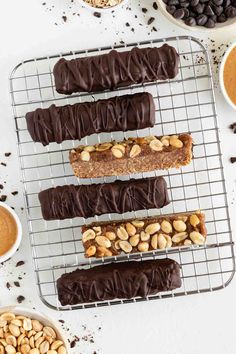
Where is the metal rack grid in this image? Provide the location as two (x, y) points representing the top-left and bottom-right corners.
(10, 36), (235, 311)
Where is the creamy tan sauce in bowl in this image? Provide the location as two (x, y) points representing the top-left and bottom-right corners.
(223, 47), (236, 106)
(0, 206), (18, 256)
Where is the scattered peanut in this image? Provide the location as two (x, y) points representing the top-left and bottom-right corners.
(119, 241), (132, 253)
(105, 232), (116, 241)
(172, 232), (188, 243)
(80, 150), (90, 162)
(131, 220), (144, 228)
(129, 234), (140, 247)
(95, 236), (111, 248)
(140, 231), (150, 242)
(117, 227), (129, 240)
(85, 245), (97, 257)
(157, 234), (167, 249)
(82, 229), (96, 243)
(149, 139), (163, 151)
(169, 135), (183, 148)
(138, 242), (149, 252)
(145, 223), (160, 235)
(111, 144), (125, 158)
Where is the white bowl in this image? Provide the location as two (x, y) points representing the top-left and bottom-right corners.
(219, 40), (236, 110)
(78, 0), (130, 13)
(0, 202), (22, 263)
(0, 306), (70, 352)
(157, 0), (236, 32)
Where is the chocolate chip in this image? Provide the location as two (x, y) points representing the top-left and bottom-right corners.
(17, 295), (25, 304)
(70, 340), (76, 348)
(190, 0), (199, 6)
(125, 22), (130, 26)
(197, 13), (208, 24)
(213, 0), (223, 4)
(16, 260), (25, 267)
(93, 12), (101, 18)
(185, 16), (197, 25)
(195, 3), (205, 13)
(230, 157), (236, 163)
(147, 17), (155, 25)
(14, 281), (20, 287)
(205, 17), (216, 26)
(142, 7), (148, 12)
(212, 4), (223, 14)
(1, 162), (6, 167)
(11, 191), (18, 196)
(167, 5), (176, 13)
(0, 184), (3, 190)
(223, 0), (230, 6)
(62, 15), (67, 22)
(204, 5), (215, 15)
(4, 153), (11, 157)
(183, 8), (190, 17)
(0, 195), (7, 202)
(153, 2), (158, 9)
(6, 282), (11, 289)
(168, 0), (179, 5)
(225, 5), (236, 17)
(174, 8), (186, 17)
(218, 13), (227, 20)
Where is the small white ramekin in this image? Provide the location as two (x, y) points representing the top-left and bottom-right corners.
(0, 306), (70, 352)
(219, 40), (236, 110)
(158, 0), (236, 32)
(0, 202), (22, 263)
(78, 0), (130, 13)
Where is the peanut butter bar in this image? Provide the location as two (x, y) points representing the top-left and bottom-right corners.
(69, 134), (193, 179)
(81, 211), (207, 258)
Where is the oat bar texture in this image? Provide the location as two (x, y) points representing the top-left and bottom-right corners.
(57, 258), (181, 305)
(26, 92), (155, 146)
(70, 134), (192, 179)
(38, 177), (170, 220)
(82, 211), (207, 258)
(53, 44), (180, 94)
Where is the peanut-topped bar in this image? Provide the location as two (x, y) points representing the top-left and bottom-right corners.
(81, 211), (207, 258)
(69, 133), (193, 179)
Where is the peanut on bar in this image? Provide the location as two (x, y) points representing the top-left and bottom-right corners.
(81, 211), (207, 258)
(69, 133), (193, 179)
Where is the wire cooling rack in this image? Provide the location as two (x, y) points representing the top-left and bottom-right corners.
(10, 36), (235, 310)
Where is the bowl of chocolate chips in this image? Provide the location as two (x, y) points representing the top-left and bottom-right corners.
(158, 0), (236, 30)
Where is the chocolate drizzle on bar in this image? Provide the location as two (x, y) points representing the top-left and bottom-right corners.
(26, 93), (155, 146)
(57, 258), (182, 305)
(53, 44), (180, 94)
(38, 177), (170, 220)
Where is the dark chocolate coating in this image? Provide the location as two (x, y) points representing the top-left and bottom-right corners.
(53, 44), (180, 95)
(39, 177), (170, 220)
(57, 259), (182, 306)
(25, 93), (155, 146)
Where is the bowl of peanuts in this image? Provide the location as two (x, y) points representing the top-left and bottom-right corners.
(0, 306), (69, 354)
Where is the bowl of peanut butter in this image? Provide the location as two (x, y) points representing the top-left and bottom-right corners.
(220, 41), (236, 110)
(0, 202), (22, 263)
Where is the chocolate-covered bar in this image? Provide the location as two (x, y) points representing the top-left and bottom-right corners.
(39, 177), (170, 220)
(53, 44), (180, 95)
(82, 211), (207, 258)
(70, 134), (193, 179)
(26, 92), (155, 146)
(57, 258), (181, 305)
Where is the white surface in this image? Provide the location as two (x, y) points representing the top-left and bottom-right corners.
(0, 1), (236, 353)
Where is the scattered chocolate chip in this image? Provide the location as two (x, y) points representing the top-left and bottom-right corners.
(153, 1), (158, 9)
(1, 163), (6, 167)
(70, 340), (76, 348)
(152, 26), (158, 31)
(59, 319), (65, 324)
(230, 157), (236, 163)
(142, 7), (148, 13)
(62, 15), (67, 22)
(93, 12), (101, 18)
(6, 282), (11, 289)
(14, 281), (20, 287)
(0, 184), (3, 190)
(11, 191), (18, 196)
(17, 295), (25, 304)
(147, 17), (155, 25)
(16, 261), (25, 267)
(0, 195), (7, 202)
(125, 22), (130, 26)
(4, 153), (11, 157)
